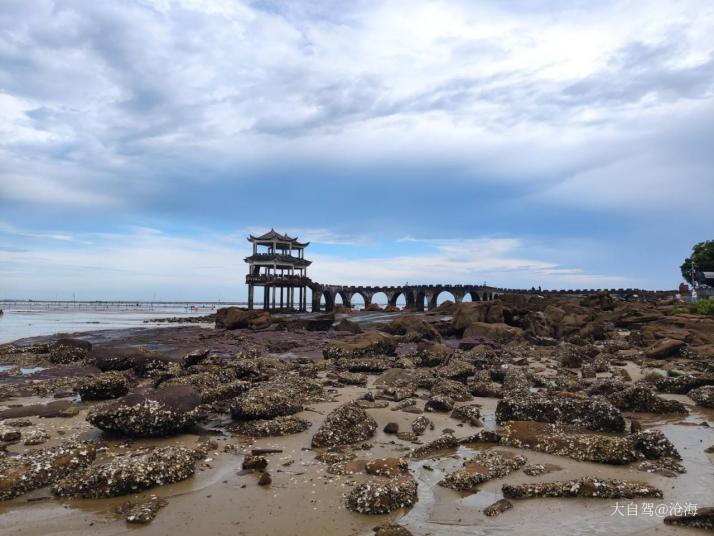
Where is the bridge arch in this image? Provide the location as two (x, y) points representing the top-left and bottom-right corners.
(388, 289), (414, 309)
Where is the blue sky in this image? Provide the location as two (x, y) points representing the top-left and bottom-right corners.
(1, 0), (713, 301)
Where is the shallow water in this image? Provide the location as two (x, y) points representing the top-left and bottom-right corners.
(0, 302), (223, 343)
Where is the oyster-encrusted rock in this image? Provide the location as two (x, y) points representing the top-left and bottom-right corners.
(411, 415), (431, 435)
(439, 450), (526, 491)
(664, 507), (714, 530)
(495, 394), (626, 432)
(0, 442), (96, 500)
(77, 371), (130, 401)
(233, 416), (311, 437)
(53, 446), (199, 498)
(688, 385), (714, 408)
(365, 457), (409, 478)
(484, 498), (513, 517)
(425, 394), (455, 412)
(632, 429), (681, 460)
(335, 371), (368, 386)
(323, 332), (398, 359)
(311, 402), (377, 448)
(607, 385), (688, 414)
(409, 435), (459, 458)
(117, 495), (168, 524)
(230, 376), (322, 420)
(336, 357), (392, 373)
(346, 476), (418, 514)
(430, 379), (472, 402)
(450, 404), (482, 426)
(503, 478), (663, 499)
(87, 385), (201, 437)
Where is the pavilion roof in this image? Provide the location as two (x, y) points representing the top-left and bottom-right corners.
(248, 228), (309, 247)
(244, 253), (311, 267)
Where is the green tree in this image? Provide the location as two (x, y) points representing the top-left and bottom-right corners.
(680, 240), (714, 285)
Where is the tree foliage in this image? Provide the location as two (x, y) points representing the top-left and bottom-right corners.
(681, 240), (714, 285)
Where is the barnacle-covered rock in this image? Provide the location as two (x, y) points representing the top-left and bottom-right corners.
(484, 498), (513, 517)
(439, 450), (526, 491)
(632, 429), (681, 460)
(436, 359), (475, 382)
(77, 371), (130, 401)
(499, 421), (639, 464)
(87, 385), (201, 437)
(335, 357), (392, 372)
(654, 374), (714, 394)
(346, 476), (418, 514)
(323, 332), (398, 359)
(430, 379), (472, 402)
(664, 507), (714, 530)
(0, 442), (96, 500)
(336, 371), (368, 386)
(230, 376), (322, 420)
(450, 404), (482, 426)
(688, 385), (714, 408)
(365, 457), (409, 478)
(49, 339), (89, 364)
(53, 446), (199, 498)
(411, 415), (430, 435)
(232, 415), (311, 437)
(409, 435), (459, 458)
(607, 385), (688, 414)
(425, 394), (455, 412)
(117, 495), (168, 524)
(502, 477), (662, 500)
(311, 402), (377, 448)
(495, 394), (625, 432)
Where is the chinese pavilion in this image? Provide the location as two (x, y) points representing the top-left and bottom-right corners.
(245, 229), (311, 311)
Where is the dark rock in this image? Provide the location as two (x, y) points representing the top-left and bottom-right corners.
(76, 371), (130, 401)
(334, 318), (363, 334)
(484, 498), (513, 517)
(664, 506), (714, 530)
(425, 395), (455, 412)
(87, 385), (201, 437)
(503, 478), (663, 499)
(608, 385), (688, 414)
(383, 422), (399, 434)
(311, 402), (377, 448)
(242, 455), (268, 470)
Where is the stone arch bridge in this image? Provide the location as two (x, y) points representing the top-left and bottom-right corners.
(309, 283), (670, 312)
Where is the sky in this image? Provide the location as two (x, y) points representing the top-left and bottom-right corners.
(1, 0), (713, 301)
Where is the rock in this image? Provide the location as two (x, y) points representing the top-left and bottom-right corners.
(323, 332), (398, 359)
(0, 442), (96, 501)
(334, 318), (363, 334)
(522, 464), (561, 476)
(52, 338), (92, 352)
(664, 506), (714, 530)
(470, 381), (504, 398)
(242, 455), (268, 470)
(53, 446), (199, 498)
(258, 472), (272, 486)
(117, 495), (168, 524)
(23, 429), (50, 445)
(409, 435), (459, 458)
(484, 498), (513, 517)
(439, 450), (526, 491)
(655, 374), (714, 394)
(48, 341), (89, 364)
(365, 457), (408, 477)
(462, 322), (523, 343)
(92, 348), (141, 371)
(181, 348), (210, 367)
(450, 404), (482, 426)
(431, 379), (472, 402)
(76, 371), (130, 401)
(200, 380), (251, 404)
(379, 316), (441, 341)
(425, 395), (454, 412)
(346, 476), (418, 514)
(411, 415), (430, 435)
(87, 385), (201, 437)
(495, 394), (626, 432)
(230, 377), (321, 420)
(364, 303), (382, 312)
(436, 359), (475, 382)
(336, 371), (368, 386)
(374, 524), (414, 536)
(452, 302), (501, 332)
(645, 338), (686, 358)
(0, 427), (21, 442)
(503, 478), (663, 500)
(232, 416), (312, 437)
(608, 385), (688, 414)
(632, 430), (681, 460)
(383, 422), (399, 434)
(215, 307), (271, 330)
(336, 357), (392, 372)
(311, 402), (377, 448)
(689, 385), (714, 408)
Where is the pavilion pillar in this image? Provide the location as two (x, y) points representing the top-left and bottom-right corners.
(248, 284), (254, 310)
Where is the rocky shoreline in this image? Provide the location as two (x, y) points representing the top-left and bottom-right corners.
(0, 292), (713, 535)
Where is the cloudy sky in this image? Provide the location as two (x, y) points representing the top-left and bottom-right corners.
(1, 0), (713, 301)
